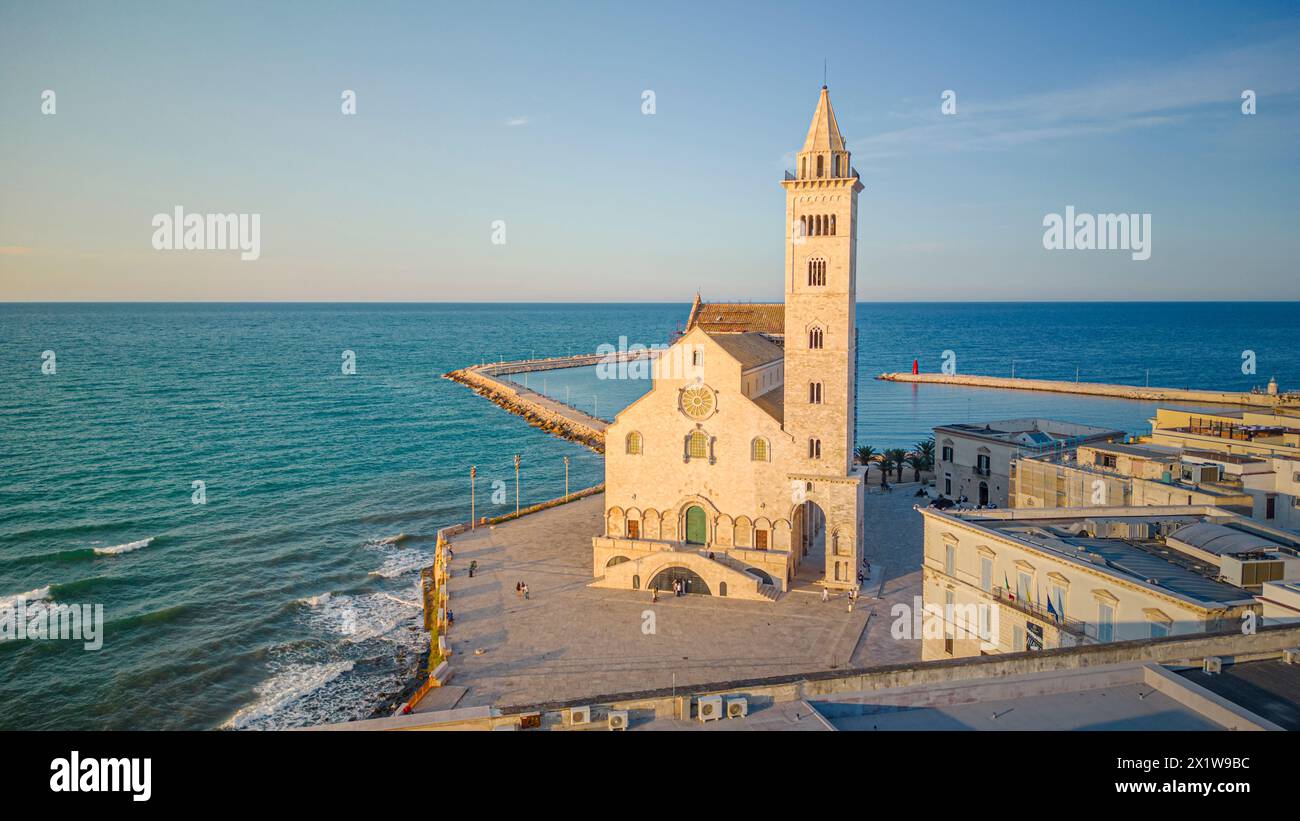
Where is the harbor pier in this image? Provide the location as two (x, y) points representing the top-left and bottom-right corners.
(444, 349), (657, 453)
(877, 372), (1299, 409)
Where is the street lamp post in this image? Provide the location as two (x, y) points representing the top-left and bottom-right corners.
(470, 465), (476, 530)
(514, 454), (521, 517)
(563, 455), (570, 502)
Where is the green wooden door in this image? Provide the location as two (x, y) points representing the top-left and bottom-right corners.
(685, 506), (707, 544)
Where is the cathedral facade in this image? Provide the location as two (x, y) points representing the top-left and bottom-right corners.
(592, 87), (866, 601)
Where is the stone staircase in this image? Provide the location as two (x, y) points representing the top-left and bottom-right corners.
(694, 548), (783, 602)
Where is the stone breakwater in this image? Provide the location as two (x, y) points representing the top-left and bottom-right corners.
(444, 351), (656, 454)
(877, 372), (1299, 409)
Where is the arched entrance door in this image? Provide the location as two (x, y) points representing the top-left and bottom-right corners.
(791, 499), (829, 586)
(685, 505), (707, 544)
(792, 500), (826, 560)
(648, 566), (711, 595)
(978, 481), (989, 506)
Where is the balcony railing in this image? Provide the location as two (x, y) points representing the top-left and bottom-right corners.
(992, 586), (1088, 637)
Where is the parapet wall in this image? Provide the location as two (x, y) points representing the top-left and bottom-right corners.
(320, 621), (1300, 731)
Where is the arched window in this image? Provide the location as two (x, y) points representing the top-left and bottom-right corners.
(807, 258), (826, 286)
(808, 327), (824, 349)
(809, 438), (822, 459)
(809, 382), (822, 404)
(816, 155), (824, 177)
(687, 430), (708, 460)
(691, 349), (703, 367)
(800, 261), (821, 289)
(830, 214), (836, 235)
(800, 157), (807, 178)
(751, 437), (769, 461)
(625, 431), (643, 455)
(833, 155), (840, 177)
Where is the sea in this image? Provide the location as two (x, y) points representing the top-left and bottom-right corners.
(1, 302), (1296, 730)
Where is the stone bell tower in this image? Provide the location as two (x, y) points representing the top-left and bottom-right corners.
(781, 86), (863, 476)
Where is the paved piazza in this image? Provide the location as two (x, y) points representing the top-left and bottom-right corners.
(444, 484), (925, 709)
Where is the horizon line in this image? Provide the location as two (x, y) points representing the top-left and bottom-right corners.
(4, 299), (1300, 306)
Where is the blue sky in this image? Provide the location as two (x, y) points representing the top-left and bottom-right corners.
(1, 0), (1298, 301)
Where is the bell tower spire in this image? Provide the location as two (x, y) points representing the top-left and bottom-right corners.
(796, 86), (849, 181)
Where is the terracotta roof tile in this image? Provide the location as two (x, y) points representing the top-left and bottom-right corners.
(686, 301), (784, 336)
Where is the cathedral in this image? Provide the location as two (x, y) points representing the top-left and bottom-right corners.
(592, 86), (866, 601)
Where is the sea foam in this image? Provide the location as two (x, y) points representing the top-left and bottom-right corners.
(93, 537), (154, 556)
(222, 660), (355, 730)
(0, 586), (51, 609)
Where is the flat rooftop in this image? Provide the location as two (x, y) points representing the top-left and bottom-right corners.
(1179, 659), (1300, 730)
(1181, 448), (1269, 465)
(936, 418), (1125, 449)
(824, 682), (1220, 731)
(1083, 441), (1181, 460)
(939, 509), (1261, 607)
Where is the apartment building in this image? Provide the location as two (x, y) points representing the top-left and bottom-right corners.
(1010, 412), (1300, 532)
(934, 418), (1124, 508)
(915, 505), (1294, 661)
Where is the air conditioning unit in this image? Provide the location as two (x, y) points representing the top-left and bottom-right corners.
(725, 697), (748, 719)
(1283, 648), (1300, 665)
(567, 705), (591, 726)
(607, 710), (628, 731)
(1203, 656), (1223, 674)
(697, 695), (723, 722)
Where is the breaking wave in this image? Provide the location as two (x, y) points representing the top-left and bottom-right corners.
(93, 537), (154, 556)
(0, 586), (51, 609)
(222, 660), (356, 730)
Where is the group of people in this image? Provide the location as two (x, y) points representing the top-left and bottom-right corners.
(514, 580), (529, 599)
(821, 585), (863, 611)
(649, 579), (689, 602)
(820, 555), (872, 610)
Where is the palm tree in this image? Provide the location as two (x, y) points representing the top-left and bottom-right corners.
(905, 454), (926, 482)
(915, 438), (936, 471)
(854, 445), (876, 468)
(887, 448), (909, 482)
(876, 453), (896, 485)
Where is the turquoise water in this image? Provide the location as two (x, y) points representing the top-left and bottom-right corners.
(1, 302), (1296, 729)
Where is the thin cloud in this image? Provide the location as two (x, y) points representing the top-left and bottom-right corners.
(505, 116), (529, 127)
(852, 34), (1300, 162)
